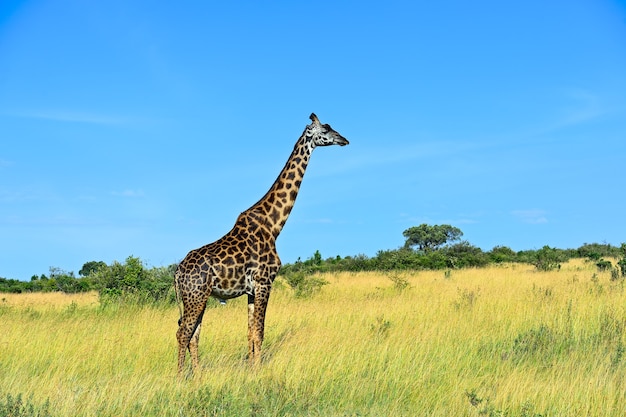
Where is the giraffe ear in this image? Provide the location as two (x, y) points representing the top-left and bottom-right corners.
(309, 113), (320, 124)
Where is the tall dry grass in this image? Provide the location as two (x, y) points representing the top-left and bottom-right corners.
(0, 260), (624, 416)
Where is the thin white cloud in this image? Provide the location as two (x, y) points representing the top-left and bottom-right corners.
(544, 88), (609, 132)
(0, 188), (53, 203)
(308, 218), (334, 224)
(511, 209), (548, 224)
(561, 89), (608, 126)
(293, 217), (335, 225)
(1, 215), (98, 227)
(7, 109), (129, 125)
(112, 189), (145, 198)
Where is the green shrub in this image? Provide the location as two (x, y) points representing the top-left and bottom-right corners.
(596, 259), (613, 272)
(533, 246), (565, 271)
(618, 243), (626, 278)
(488, 245), (517, 263)
(443, 241), (489, 268)
(387, 272), (410, 291)
(91, 256), (176, 305)
(370, 315), (392, 339)
(512, 324), (555, 357)
(0, 393), (51, 417)
(282, 271), (328, 298)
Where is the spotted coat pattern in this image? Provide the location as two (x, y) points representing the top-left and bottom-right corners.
(175, 113), (348, 374)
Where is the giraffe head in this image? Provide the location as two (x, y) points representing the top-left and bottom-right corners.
(306, 113), (349, 147)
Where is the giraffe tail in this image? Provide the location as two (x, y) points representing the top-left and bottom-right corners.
(174, 268), (183, 327)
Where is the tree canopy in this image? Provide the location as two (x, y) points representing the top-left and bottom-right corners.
(402, 224), (463, 251)
(79, 261), (106, 277)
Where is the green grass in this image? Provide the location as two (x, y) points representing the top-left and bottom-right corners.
(0, 260), (624, 416)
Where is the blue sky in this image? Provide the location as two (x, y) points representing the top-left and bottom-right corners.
(1, 1), (625, 280)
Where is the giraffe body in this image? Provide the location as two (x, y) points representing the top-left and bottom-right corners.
(175, 113), (348, 374)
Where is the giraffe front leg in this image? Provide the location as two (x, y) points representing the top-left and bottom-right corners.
(248, 288), (270, 366)
(247, 294), (256, 363)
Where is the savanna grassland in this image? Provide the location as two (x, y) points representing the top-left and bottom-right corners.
(1, 260), (625, 416)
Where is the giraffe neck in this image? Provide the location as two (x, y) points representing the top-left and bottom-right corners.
(246, 133), (314, 239)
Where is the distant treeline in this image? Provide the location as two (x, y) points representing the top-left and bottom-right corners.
(0, 258), (176, 300)
(1, 224), (625, 298)
(281, 242), (626, 277)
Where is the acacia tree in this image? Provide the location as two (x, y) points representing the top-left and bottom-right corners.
(79, 261), (106, 277)
(403, 224), (463, 252)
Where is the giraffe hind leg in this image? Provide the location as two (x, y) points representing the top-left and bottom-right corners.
(189, 321), (202, 371)
(177, 304), (207, 376)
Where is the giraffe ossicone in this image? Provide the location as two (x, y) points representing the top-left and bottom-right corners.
(175, 113), (348, 374)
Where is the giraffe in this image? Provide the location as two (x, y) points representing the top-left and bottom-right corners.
(175, 113), (349, 374)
